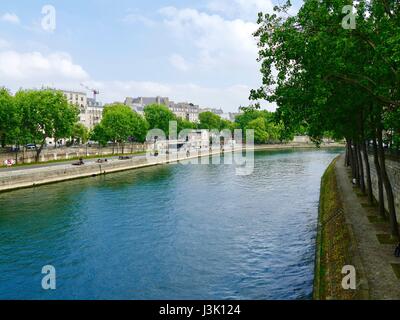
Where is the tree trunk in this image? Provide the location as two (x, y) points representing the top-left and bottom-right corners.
(345, 140), (350, 167)
(372, 138), (386, 218)
(0, 133), (6, 148)
(349, 140), (356, 180)
(353, 143), (360, 186)
(377, 129), (399, 239)
(356, 143), (366, 193)
(361, 141), (373, 204)
(35, 141), (45, 163)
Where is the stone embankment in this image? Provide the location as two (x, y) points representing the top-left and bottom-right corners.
(364, 154), (400, 221)
(0, 143), (343, 193)
(314, 154), (400, 300)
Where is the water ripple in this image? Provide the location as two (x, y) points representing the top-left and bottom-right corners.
(0, 149), (341, 299)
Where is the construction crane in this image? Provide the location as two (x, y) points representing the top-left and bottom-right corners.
(80, 83), (100, 101)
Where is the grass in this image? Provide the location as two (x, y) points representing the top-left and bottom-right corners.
(314, 157), (355, 300)
(367, 216), (387, 224)
(1, 151), (146, 169)
(361, 202), (378, 208)
(391, 264), (400, 280)
(355, 192), (367, 198)
(376, 234), (399, 245)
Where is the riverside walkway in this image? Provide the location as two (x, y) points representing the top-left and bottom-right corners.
(335, 154), (400, 299)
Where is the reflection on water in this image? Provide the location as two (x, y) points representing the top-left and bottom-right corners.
(0, 149), (341, 299)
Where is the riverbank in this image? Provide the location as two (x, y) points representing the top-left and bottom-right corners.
(314, 154), (400, 300)
(314, 156), (367, 299)
(0, 143), (343, 193)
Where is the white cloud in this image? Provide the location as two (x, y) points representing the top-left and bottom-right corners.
(0, 47), (257, 111)
(1, 12), (20, 24)
(85, 80), (254, 112)
(207, 0), (275, 20)
(0, 38), (11, 49)
(169, 54), (190, 71)
(159, 7), (259, 72)
(122, 13), (156, 27)
(0, 50), (89, 81)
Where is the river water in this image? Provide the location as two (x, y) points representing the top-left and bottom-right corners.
(0, 149), (341, 299)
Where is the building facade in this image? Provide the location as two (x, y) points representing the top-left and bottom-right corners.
(200, 107), (224, 116)
(124, 96), (200, 122)
(221, 112), (242, 122)
(169, 102), (200, 122)
(86, 98), (103, 129)
(62, 90), (103, 130)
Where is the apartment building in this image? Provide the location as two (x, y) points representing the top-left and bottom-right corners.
(86, 98), (103, 129)
(200, 107), (224, 116)
(169, 102), (200, 122)
(61, 90), (103, 130)
(124, 96), (200, 122)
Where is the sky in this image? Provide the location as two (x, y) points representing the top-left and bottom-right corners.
(0, 0), (302, 112)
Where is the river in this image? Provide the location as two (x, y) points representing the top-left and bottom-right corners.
(0, 148), (341, 299)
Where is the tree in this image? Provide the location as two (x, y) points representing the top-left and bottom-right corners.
(250, 0), (400, 238)
(130, 111), (149, 143)
(91, 123), (108, 147)
(199, 111), (221, 130)
(235, 108), (288, 142)
(144, 104), (176, 135)
(72, 123), (89, 145)
(247, 117), (268, 144)
(0, 88), (19, 148)
(15, 89), (78, 161)
(177, 117), (196, 132)
(53, 95), (79, 148)
(101, 103), (148, 153)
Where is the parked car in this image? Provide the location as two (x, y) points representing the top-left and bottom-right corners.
(8, 146), (20, 152)
(26, 144), (37, 150)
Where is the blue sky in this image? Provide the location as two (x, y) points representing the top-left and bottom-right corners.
(0, 0), (302, 112)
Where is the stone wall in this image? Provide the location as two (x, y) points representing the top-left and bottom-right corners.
(363, 154), (400, 220)
(0, 143), (151, 166)
(0, 148), (224, 192)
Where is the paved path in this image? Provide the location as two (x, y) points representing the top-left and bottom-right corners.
(0, 154), (147, 174)
(335, 154), (400, 299)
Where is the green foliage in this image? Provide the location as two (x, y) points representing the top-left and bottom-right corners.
(91, 124), (108, 147)
(0, 88), (19, 147)
(235, 108), (289, 143)
(247, 117), (269, 144)
(220, 119), (238, 132)
(384, 108), (400, 152)
(15, 89), (78, 156)
(144, 104), (176, 135)
(177, 117), (196, 132)
(250, 0), (400, 146)
(101, 103), (148, 143)
(199, 111), (221, 130)
(72, 123), (89, 145)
